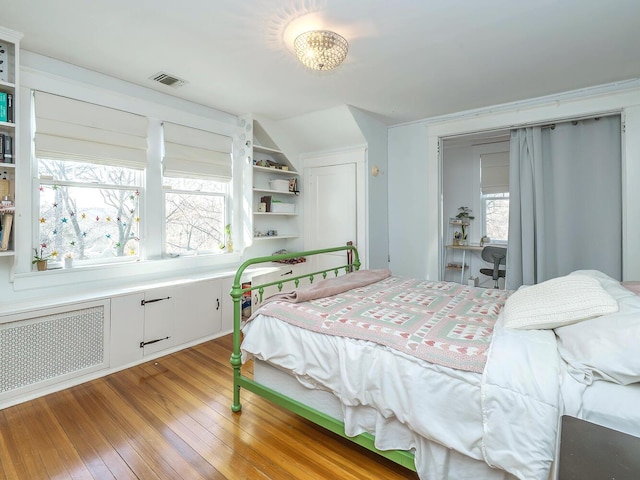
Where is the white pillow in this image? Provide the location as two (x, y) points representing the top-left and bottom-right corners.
(555, 272), (640, 385)
(503, 274), (618, 330)
(555, 308), (640, 385)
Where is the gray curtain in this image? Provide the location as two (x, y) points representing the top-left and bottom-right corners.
(506, 116), (622, 289)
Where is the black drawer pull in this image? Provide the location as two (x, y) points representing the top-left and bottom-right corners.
(281, 270), (293, 276)
(140, 336), (170, 348)
(141, 296), (171, 306)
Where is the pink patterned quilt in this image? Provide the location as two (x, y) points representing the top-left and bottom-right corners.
(252, 275), (512, 373)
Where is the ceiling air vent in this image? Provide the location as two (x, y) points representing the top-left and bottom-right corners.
(149, 72), (187, 88)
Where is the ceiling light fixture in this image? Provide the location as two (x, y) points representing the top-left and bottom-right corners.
(293, 30), (348, 71)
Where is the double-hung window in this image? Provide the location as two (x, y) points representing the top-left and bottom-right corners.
(480, 151), (510, 243)
(162, 122), (232, 256)
(34, 92), (147, 264)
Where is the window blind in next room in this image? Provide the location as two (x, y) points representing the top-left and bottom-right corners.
(480, 151), (510, 194)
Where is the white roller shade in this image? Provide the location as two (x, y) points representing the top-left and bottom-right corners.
(481, 152), (510, 194)
(163, 122), (232, 180)
(34, 91), (148, 168)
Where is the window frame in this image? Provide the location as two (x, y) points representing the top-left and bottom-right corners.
(162, 179), (230, 257)
(481, 191), (509, 244)
(35, 160), (144, 266)
(17, 72), (242, 287)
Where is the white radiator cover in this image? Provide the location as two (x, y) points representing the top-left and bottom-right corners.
(0, 301), (109, 397)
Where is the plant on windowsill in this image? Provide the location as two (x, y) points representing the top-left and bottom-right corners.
(33, 245), (57, 271)
(219, 224), (233, 253)
(455, 206), (475, 245)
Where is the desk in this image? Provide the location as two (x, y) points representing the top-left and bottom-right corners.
(444, 244), (484, 284)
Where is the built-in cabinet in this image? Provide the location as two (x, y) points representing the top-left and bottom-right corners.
(0, 273), (234, 408)
(110, 278), (225, 367)
(0, 27), (21, 256)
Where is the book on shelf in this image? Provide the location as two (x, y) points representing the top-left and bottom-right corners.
(0, 92), (12, 123)
(0, 133), (12, 163)
(0, 92), (6, 122)
(3, 133), (11, 163)
(6, 93), (12, 123)
(0, 212), (12, 251)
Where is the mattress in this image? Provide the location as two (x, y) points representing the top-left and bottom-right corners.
(242, 312), (561, 480)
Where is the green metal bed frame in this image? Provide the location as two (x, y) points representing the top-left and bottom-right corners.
(229, 245), (417, 472)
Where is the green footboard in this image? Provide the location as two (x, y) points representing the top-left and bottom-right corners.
(229, 245), (417, 472)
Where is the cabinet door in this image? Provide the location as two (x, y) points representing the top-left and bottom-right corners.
(173, 279), (222, 345)
(110, 293), (145, 367)
(142, 286), (175, 356)
(220, 276), (234, 333)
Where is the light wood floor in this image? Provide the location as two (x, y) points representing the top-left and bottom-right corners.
(0, 334), (419, 479)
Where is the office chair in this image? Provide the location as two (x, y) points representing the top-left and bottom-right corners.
(479, 246), (507, 288)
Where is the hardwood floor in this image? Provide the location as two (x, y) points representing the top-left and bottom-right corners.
(0, 334), (419, 479)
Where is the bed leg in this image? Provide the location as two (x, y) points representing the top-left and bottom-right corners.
(230, 351), (242, 412)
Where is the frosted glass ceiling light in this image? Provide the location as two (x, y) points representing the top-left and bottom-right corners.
(294, 30), (348, 71)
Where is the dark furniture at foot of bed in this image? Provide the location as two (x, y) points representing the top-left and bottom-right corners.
(559, 415), (640, 480)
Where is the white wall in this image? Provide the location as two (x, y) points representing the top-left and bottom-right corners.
(388, 81), (640, 281)
(388, 122), (431, 278)
(0, 52), (249, 306)
(349, 107), (389, 269)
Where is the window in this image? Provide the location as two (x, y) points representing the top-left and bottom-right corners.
(163, 177), (227, 255)
(38, 160), (142, 261)
(162, 122), (232, 256)
(483, 192), (509, 243)
(34, 92), (147, 264)
(480, 151), (509, 243)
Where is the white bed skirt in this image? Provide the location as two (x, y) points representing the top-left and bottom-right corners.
(254, 359), (516, 480)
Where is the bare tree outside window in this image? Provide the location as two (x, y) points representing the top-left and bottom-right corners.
(163, 177), (227, 255)
(38, 159), (141, 262)
(484, 194), (509, 242)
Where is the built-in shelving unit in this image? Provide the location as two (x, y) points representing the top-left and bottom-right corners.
(0, 27), (22, 256)
(251, 121), (301, 244)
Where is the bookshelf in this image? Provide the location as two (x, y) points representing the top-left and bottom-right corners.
(0, 26), (22, 256)
(250, 120), (301, 245)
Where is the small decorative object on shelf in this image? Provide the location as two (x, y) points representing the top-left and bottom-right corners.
(64, 252), (73, 268)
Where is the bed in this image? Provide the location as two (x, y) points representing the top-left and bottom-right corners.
(230, 246), (640, 480)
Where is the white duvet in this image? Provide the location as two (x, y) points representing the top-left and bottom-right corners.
(242, 311), (562, 480)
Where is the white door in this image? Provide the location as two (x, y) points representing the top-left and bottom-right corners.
(305, 163), (358, 272)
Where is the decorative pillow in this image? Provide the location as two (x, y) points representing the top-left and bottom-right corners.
(503, 274), (618, 330)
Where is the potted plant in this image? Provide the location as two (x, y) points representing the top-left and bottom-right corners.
(32, 245), (56, 271)
(219, 224), (233, 253)
(455, 206), (475, 244)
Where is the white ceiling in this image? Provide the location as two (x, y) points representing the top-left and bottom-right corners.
(3, 0), (640, 125)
